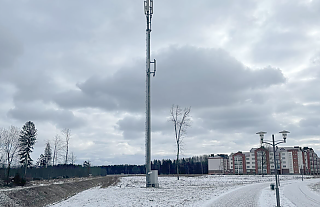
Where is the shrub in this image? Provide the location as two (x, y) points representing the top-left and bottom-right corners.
(13, 173), (27, 186)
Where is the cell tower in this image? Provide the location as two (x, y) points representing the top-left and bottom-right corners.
(144, 0), (156, 188)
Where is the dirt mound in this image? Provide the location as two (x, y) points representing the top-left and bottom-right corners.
(0, 176), (119, 207)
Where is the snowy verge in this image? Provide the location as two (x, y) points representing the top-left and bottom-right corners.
(50, 175), (303, 207)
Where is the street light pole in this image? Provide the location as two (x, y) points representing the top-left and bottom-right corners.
(256, 131), (290, 207)
(272, 134), (281, 207)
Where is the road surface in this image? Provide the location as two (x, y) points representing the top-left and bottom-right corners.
(208, 178), (320, 207)
(282, 179), (320, 207)
(209, 182), (269, 207)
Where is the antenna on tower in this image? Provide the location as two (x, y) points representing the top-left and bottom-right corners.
(151, 59), (156, 77)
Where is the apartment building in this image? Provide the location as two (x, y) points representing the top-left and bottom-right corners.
(210, 146), (320, 175)
(208, 154), (229, 174)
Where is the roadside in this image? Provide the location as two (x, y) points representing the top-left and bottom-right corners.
(259, 178), (320, 207)
(0, 176), (119, 207)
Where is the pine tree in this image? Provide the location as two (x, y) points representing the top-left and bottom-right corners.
(44, 142), (52, 167)
(19, 121), (37, 176)
(36, 142), (52, 168)
(36, 154), (46, 167)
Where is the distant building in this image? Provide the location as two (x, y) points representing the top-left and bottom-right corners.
(303, 147), (320, 175)
(210, 146), (320, 175)
(208, 154), (229, 174)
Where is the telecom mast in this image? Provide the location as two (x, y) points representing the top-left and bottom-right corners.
(144, 0), (156, 187)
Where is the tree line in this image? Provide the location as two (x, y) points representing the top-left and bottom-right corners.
(0, 121), (77, 185)
(0, 118), (207, 184)
(0, 155), (208, 181)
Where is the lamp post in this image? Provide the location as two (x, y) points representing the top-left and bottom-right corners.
(301, 164), (304, 181)
(256, 130), (290, 207)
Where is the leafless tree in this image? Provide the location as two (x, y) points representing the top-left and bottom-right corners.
(70, 152), (76, 165)
(61, 128), (71, 164)
(0, 126), (20, 184)
(170, 105), (191, 180)
(52, 134), (63, 166)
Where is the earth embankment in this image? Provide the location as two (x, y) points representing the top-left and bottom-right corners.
(0, 176), (119, 207)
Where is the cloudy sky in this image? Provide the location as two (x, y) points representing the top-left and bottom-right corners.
(0, 0), (319, 166)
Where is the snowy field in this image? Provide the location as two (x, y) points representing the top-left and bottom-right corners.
(49, 175), (320, 207)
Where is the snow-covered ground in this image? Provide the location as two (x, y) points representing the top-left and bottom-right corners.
(49, 175), (320, 207)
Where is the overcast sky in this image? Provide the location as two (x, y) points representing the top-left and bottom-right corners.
(0, 0), (319, 166)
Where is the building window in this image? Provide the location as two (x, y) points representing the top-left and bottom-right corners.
(246, 158), (249, 160)
(252, 162), (255, 164)
(283, 165), (287, 168)
(246, 162), (250, 164)
(252, 158), (255, 160)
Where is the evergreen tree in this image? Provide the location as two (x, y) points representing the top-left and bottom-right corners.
(19, 121), (37, 176)
(36, 154), (46, 167)
(44, 142), (52, 167)
(36, 142), (52, 168)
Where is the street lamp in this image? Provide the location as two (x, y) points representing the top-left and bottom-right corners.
(256, 130), (290, 207)
(300, 163), (305, 181)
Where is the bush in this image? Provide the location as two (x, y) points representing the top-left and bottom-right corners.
(13, 173), (27, 186)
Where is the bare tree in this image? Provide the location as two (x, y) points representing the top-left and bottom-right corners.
(52, 134), (63, 166)
(61, 128), (71, 164)
(170, 105), (191, 180)
(0, 126), (20, 184)
(70, 152), (76, 165)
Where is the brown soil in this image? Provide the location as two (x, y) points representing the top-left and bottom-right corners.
(0, 176), (119, 207)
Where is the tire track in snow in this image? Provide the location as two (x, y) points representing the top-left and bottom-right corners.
(283, 179), (320, 207)
(209, 182), (269, 207)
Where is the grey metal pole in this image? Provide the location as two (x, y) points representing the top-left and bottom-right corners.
(272, 134), (281, 207)
(261, 151), (264, 177)
(145, 0), (152, 188)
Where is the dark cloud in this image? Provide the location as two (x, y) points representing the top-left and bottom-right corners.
(299, 117), (320, 128)
(7, 102), (85, 129)
(153, 47), (285, 108)
(198, 103), (280, 134)
(0, 26), (23, 70)
(116, 115), (144, 140)
(54, 46), (285, 113)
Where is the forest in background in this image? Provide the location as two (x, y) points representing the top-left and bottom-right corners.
(0, 155), (209, 180)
